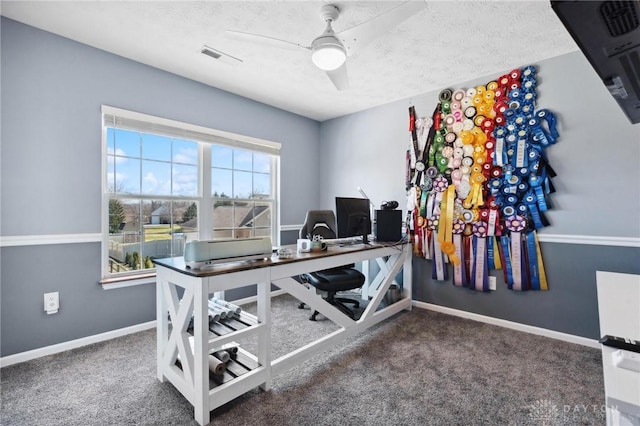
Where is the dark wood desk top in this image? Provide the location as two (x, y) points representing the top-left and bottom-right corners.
(153, 242), (400, 278)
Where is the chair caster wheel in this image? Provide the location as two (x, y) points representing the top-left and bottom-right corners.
(298, 302), (305, 309)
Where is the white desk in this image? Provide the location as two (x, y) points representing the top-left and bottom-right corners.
(155, 242), (412, 425)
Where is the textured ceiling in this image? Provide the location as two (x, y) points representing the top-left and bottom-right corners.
(1, 1), (578, 121)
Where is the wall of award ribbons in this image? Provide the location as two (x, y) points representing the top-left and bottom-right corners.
(319, 51), (639, 340)
(406, 65), (558, 293)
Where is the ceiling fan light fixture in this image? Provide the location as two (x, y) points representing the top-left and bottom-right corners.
(311, 36), (346, 71)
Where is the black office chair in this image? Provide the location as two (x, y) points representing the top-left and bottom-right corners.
(298, 210), (366, 321)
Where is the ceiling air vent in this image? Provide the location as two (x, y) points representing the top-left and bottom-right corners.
(200, 45), (243, 65)
(202, 47), (222, 60)
(600, 1), (639, 37)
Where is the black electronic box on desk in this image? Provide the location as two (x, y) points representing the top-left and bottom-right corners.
(375, 210), (402, 242)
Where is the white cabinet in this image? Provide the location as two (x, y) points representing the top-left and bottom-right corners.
(596, 271), (640, 425)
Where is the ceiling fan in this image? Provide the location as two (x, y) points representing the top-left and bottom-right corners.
(226, 1), (426, 90)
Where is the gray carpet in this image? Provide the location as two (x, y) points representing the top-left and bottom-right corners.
(1, 294), (605, 425)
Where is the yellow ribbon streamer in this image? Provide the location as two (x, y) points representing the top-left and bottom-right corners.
(465, 181), (484, 208)
(438, 184), (460, 265)
(534, 231), (548, 290)
(492, 236), (502, 270)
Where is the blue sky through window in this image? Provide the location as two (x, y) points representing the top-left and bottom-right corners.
(107, 128), (271, 199)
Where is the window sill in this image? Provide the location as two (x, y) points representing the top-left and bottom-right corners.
(100, 272), (157, 290)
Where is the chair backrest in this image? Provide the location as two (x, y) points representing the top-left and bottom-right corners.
(300, 210), (337, 240)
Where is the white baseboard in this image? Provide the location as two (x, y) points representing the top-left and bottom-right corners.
(1, 295), (599, 368)
(0, 321), (156, 368)
(0, 290), (289, 368)
(412, 301), (600, 349)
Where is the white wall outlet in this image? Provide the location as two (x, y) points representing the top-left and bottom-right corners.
(489, 276), (497, 291)
(44, 292), (59, 314)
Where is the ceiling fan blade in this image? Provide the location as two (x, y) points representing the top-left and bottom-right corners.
(336, 1), (426, 56)
(326, 63), (349, 91)
(226, 30), (311, 52)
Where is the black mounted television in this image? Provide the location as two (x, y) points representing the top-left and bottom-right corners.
(551, 0), (640, 124)
(335, 197), (371, 243)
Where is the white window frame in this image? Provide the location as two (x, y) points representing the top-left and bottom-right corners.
(101, 105), (281, 283)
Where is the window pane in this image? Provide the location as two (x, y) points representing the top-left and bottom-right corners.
(233, 201), (253, 238)
(173, 139), (198, 165)
(121, 200), (197, 260)
(211, 201), (273, 240)
(174, 201), (199, 250)
(253, 153), (271, 173)
(233, 170), (252, 198)
(253, 172), (271, 198)
(212, 202), (234, 239)
(141, 200), (172, 260)
(121, 199), (142, 226)
(142, 133), (171, 161)
(107, 128), (116, 155)
(173, 164), (197, 196)
(212, 145), (232, 168)
(142, 200), (168, 225)
(233, 149), (252, 171)
(141, 160), (171, 195)
(251, 201), (272, 231)
(108, 198), (127, 234)
(108, 200), (185, 265)
(115, 157), (140, 194)
(175, 201), (198, 226)
(107, 199), (144, 274)
(212, 168), (232, 198)
(114, 129), (140, 157)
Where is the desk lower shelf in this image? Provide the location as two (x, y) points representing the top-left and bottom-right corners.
(176, 347), (261, 391)
(186, 311), (258, 336)
(181, 312), (264, 392)
(185, 311), (262, 353)
(208, 312), (258, 336)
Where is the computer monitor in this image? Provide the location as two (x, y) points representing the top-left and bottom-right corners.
(335, 197), (372, 243)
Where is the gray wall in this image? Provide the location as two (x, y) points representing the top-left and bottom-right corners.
(0, 18), (321, 356)
(320, 51), (640, 339)
(3, 17), (639, 358)
(413, 244), (640, 338)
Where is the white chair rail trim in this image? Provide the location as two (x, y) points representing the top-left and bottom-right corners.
(1, 232), (638, 248)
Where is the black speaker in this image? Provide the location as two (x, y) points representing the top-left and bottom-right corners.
(375, 210), (402, 242)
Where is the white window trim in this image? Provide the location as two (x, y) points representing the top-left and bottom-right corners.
(102, 105), (281, 155)
(101, 105), (281, 282)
